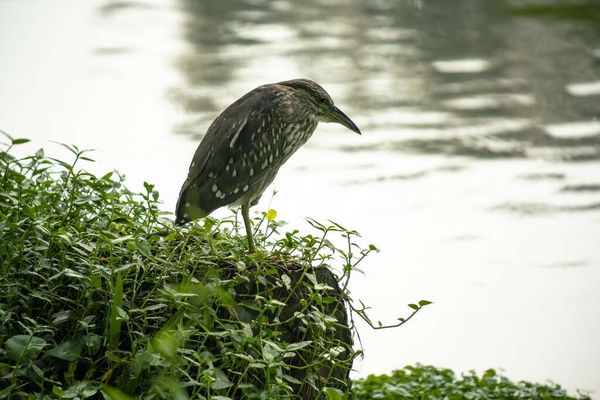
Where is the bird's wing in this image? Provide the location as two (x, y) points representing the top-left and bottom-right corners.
(176, 87), (281, 223)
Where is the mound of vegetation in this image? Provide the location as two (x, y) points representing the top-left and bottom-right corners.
(0, 135), (409, 399)
(353, 365), (591, 400)
(1, 135), (586, 400)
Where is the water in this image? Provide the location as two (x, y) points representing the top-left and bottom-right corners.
(1, 0), (599, 395)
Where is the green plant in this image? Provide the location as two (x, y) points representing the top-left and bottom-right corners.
(0, 134), (429, 399)
(353, 365), (591, 400)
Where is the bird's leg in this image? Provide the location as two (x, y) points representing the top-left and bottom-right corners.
(241, 202), (256, 253)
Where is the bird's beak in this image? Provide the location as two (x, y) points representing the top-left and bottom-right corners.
(330, 106), (361, 135)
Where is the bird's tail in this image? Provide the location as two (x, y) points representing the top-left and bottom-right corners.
(174, 212), (188, 226)
(175, 184), (207, 225)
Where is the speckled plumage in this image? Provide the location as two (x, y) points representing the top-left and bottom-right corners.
(175, 78), (361, 250)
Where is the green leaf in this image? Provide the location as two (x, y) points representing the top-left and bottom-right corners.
(314, 283), (334, 291)
(53, 386), (65, 397)
(418, 299), (433, 306)
(6, 335), (46, 361)
(102, 386), (135, 400)
(47, 340), (82, 361)
(262, 342), (278, 363)
(306, 272), (318, 286)
(282, 374), (302, 384)
(109, 273), (124, 348)
(408, 303), (419, 310)
(51, 310), (72, 325)
(81, 334), (102, 355)
(115, 306), (129, 321)
(11, 138), (30, 145)
(143, 303), (167, 312)
(268, 299), (286, 307)
(105, 351), (123, 363)
(286, 341), (312, 351)
(483, 368), (496, 379)
(101, 171), (113, 180)
(143, 181), (155, 193)
(53, 381), (100, 399)
(281, 273), (291, 289)
(151, 329), (182, 359)
(211, 368), (233, 390)
(110, 235), (134, 244)
(0, 385), (14, 399)
(28, 360), (45, 379)
(324, 387), (345, 400)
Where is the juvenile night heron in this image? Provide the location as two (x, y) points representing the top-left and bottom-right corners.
(175, 79), (361, 252)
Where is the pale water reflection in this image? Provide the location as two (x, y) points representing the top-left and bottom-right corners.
(1, 0), (599, 395)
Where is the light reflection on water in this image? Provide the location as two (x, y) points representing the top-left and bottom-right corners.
(1, 0), (599, 395)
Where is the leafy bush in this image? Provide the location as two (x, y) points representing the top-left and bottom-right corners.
(353, 365), (591, 400)
(0, 135), (385, 399)
(0, 135), (588, 399)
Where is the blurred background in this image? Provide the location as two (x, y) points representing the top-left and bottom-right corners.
(1, 0), (599, 395)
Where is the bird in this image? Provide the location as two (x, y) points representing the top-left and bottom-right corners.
(175, 78), (361, 253)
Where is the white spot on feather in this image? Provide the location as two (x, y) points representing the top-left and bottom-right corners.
(230, 116), (247, 148)
(243, 185), (249, 192)
(216, 190), (223, 198)
(212, 184), (218, 192)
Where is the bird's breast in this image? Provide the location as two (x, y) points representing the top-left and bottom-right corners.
(277, 119), (318, 159)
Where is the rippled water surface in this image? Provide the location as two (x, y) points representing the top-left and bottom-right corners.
(1, 0), (599, 395)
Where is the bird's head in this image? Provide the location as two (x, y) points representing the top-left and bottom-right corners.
(279, 79), (362, 135)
